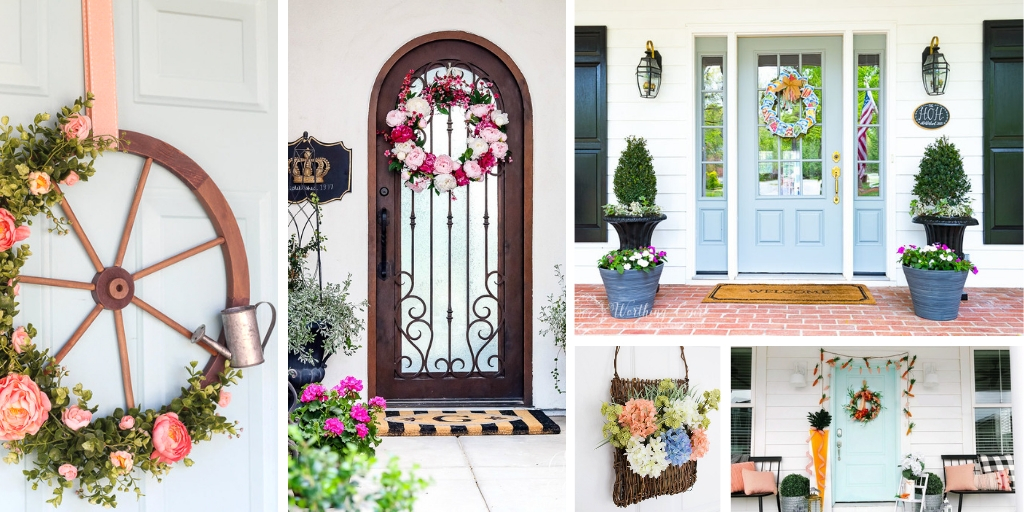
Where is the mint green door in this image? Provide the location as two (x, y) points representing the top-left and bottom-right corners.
(832, 365), (899, 502)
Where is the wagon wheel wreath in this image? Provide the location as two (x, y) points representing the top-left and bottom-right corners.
(0, 95), (246, 507)
(843, 380), (883, 423)
(380, 68), (511, 194)
(760, 72), (819, 138)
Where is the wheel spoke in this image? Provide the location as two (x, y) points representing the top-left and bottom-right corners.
(132, 237), (225, 281)
(113, 309), (135, 409)
(131, 296), (219, 357)
(56, 184), (105, 273)
(18, 276), (95, 291)
(54, 304), (104, 363)
(114, 158), (153, 268)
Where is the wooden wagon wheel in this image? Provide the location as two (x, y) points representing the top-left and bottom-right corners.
(17, 130), (250, 410)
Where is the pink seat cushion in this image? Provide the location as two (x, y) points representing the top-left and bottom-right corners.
(742, 469), (778, 495)
(945, 463), (979, 492)
(731, 462), (756, 493)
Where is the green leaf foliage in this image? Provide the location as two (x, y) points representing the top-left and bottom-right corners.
(780, 473), (811, 497)
(612, 136), (658, 206)
(287, 274), (367, 364)
(910, 136), (973, 217)
(538, 265), (566, 394)
(807, 409), (832, 430)
(925, 472), (944, 495)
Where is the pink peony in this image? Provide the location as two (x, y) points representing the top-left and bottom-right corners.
(689, 428), (710, 460)
(0, 374), (51, 440)
(368, 396), (387, 409)
(490, 141), (509, 159)
(454, 169), (469, 187)
(477, 151), (497, 170)
(151, 412), (192, 464)
(62, 405), (92, 431)
(324, 417), (345, 436)
(27, 172), (52, 196)
(463, 160), (484, 179)
(61, 171), (80, 186)
(355, 423), (369, 439)
(470, 103), (493, 119)
(433, 154), (456, 174)
(406, 175), (429, 193)
(110, 450), (133, 472)
(58, 464), (77, 480)
(350, 404), (371, 423)
(390, 125), (414, 144)
(385, 109), (407, 127)
(62, 113), (92, 141)
(420, 153), (436, 174)
(405, 147), (426, 170)
(218, 390), (231, 408)
(119, 415), (135, 430)
(0, 208), (31, 252)
(11, 326), (29, 354)
(618, 398), (657, 438)
(479, 126), (503, 143)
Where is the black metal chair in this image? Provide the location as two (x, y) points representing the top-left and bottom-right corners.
(731, 455), (783, 512)
(942, 454), (1015, 512)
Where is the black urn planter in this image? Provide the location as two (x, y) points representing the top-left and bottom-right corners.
(604, 214), (667, 249)
(912, 215), (979, 260)
(287, 321), (332, 391)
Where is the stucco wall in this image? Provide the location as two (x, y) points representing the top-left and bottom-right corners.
(575, 0), (1024, 287)
(289, 0), (567, 408)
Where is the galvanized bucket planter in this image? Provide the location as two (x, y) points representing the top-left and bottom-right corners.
(924, 494), (943, 511)
(599, 264), (664, 319)
(902, 265), (969, 321)
(780, 496), (808, 512)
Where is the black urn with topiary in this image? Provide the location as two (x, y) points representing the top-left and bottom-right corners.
(603, 135), (666, 249)
(910, 136), (978, 260)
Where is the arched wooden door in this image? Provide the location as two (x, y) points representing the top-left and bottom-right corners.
(368, 32), (532, 406)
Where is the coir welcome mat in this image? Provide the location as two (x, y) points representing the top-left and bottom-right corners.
(702, 283), (876, 304)
(375, 409), (561, 436)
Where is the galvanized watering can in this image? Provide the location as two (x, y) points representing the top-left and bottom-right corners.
(191, 301), (276, 368)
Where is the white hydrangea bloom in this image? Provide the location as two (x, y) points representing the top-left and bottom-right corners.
(625, 435), (670, 478)
(666, 396), (701, 427)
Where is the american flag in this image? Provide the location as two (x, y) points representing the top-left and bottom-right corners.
(857, 90), (877, 182)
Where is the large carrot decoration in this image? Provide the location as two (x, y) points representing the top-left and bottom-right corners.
(807, 409), (832, 496)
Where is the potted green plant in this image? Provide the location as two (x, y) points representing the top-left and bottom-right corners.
(779, 473), (810, 512)
(602, 136), (666, 249)
(898, 243), (978, 320)
(539, 265), (566, 394)
(923, 472), (943, 511)
(597, 246), (666, 318)
(910, 136), (978, 259)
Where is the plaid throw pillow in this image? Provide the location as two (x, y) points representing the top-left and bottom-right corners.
(979, 454), (1014, 491)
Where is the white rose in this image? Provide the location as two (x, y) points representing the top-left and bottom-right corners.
(491, 110), (509, 126)
(468, 137), (489, 158)
(405, 97), (431, 117)
(434, 173), (458, 192)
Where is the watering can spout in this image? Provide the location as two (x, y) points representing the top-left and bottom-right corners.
(190, 301), (276, 368)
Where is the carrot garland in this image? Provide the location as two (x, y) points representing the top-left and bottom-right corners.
(816, 349), (918, 438)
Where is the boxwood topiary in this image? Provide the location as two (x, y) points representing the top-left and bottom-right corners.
(780, 473), (811, 497)
(925, 472), (944, 495)
(910, 136), (973, 217)
(612, 135), (658, 207)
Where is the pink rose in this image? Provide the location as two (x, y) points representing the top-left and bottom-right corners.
(390, 125), (414, 144)
(470, 103), (493, 119)
(119, 415), (135, 430)
(27, 172), (51, 196)
(62, 405), (92, 431)
(218, 390), (231, 408)
(7, 279), (19, 296)
(61, 171), (80, 186)
(404, 147), (426, 170)
(0, 373), (52, 440)
(62, 113), (92, 141)
(11, 326), (29, 354)
(58, 464), (78, 480)
(490, 141), (509, 159)
(385, 109), (407, 127)
(0, 208), (31, 251)
(463, 160), (484, 180)
(433, 155), (455, 174)
(110, 450), (133, 472)
(151, 412), (192, 464)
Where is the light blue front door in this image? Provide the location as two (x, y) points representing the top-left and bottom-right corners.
(738, 37), (843, 273)
(832, 365), (899, 502)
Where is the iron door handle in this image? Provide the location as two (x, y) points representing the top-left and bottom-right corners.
(377, 208), (389, 280)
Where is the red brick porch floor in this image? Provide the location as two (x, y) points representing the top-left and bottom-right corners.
(575, 285), (1024, 336)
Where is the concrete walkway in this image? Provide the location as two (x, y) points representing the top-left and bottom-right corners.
(375, 415), (566, 511)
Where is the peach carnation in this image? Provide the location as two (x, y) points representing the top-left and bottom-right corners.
(618, 398), (657, 438)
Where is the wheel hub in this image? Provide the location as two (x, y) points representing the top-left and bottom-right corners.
(91, 266), (135, 310)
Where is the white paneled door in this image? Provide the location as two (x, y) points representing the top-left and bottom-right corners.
(0, 1), (278, 510)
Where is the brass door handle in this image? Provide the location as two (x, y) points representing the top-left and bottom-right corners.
(832, 166), (841, 204)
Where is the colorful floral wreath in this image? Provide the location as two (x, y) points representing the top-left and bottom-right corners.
(0, 96), (240, 507)
(843, 380), (883, 423)
(760, 72), (818, 138)
(381, 69), (511, 194)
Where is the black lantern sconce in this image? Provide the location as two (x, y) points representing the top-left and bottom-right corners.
(636, 40), (662, 99)
(921, 36), (949, 96)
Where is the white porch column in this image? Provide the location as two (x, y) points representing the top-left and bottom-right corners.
(1011, 346), (1023, 511)
(726, 32), (739, 279)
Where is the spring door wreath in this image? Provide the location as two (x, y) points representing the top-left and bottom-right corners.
(600, 347), (721, 507)
(0, 96), (243, 507)
(844, 380), (883, 423)
(380, 69), (511, 194)
(761, 72), (819, 138)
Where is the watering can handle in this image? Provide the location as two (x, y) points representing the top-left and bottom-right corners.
(254, 301), (276, 350)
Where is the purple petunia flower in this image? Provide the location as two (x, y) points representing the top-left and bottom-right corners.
(324, 418), (345, 436)
(300, 384), (326, 403)
(897, 246), (905, 254)
(972, 267), (979, 275)
(350, 404), (371, 423)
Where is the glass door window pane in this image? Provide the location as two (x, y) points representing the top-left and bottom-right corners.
(701, 55), (726, 198)
(756, 53), (823, 196)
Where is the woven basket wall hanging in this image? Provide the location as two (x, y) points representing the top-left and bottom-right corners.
(610, 346), (697, 507)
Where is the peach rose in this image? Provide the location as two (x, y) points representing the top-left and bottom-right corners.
(151, 412), (192, 464)
(58, 464), (77, 480)
(0, 373), (52, 440)
(62, 113), (92, 141)
(11, 327), (29, 354)
(110, 450), (133, 472)
(0, 208), (31, 252)
(62, 405), (92, 431)
(27, 172), (52, 196)
(61, 171), (80, 186)
(119, 415), (134, 430)
(218, 390), (231, 408)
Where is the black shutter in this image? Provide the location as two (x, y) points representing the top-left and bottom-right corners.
(575, 26), (608, 242)
(983, 20), (1023, 244)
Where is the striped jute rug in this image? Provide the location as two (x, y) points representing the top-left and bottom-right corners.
(375, 409), (561, 436)
(702, 283), (876, 304)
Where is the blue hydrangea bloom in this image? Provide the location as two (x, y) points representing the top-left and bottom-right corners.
(663, 427), (692, 466)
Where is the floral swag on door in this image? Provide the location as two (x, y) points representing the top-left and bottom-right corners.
(381, 70), (511, 194)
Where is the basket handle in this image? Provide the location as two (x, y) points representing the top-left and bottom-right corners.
(614, 346), (688, 381)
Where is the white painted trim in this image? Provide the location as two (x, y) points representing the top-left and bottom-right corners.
(753, 346), (767, 455)
(726, 33), (740, 280)
(842, 30), (855, 280)
(961, 346), (976, 454)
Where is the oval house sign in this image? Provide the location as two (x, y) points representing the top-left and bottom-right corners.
(914, 103), (950, 129)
